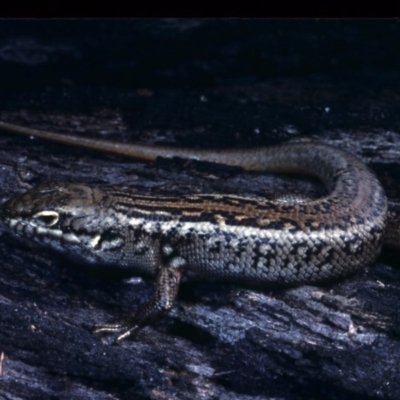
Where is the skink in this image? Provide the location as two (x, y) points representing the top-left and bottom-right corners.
(0, 120), (391, 342)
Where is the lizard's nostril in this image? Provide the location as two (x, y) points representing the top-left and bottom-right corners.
(1, 198), (14, 218)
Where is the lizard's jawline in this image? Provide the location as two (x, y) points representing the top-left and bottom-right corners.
(5, 218), (81, 245)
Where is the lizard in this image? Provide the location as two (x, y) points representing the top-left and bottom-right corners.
(0, 120), (392, 343)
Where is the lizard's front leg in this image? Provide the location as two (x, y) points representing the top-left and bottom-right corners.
(93, 255), (185, 343)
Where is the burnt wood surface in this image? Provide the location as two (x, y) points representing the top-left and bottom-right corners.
(1, 20), (400, 400)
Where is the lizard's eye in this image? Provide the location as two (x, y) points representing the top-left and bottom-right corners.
(33, 211), (60, 226)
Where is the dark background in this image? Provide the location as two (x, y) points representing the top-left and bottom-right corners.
(1, 20), (400, 400)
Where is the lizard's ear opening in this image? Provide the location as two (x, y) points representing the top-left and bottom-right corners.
(33, 210), (60, 226)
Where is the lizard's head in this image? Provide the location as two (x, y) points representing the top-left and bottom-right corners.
(1, 183), (126, 265)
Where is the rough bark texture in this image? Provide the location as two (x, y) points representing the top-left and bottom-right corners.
(1, 20), (400, 400)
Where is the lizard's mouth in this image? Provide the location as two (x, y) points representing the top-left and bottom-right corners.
(1, 196), (82, 247)
(1, 212), (81, 245)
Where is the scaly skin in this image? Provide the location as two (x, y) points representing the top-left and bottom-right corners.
(0, 121), (390, 342)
